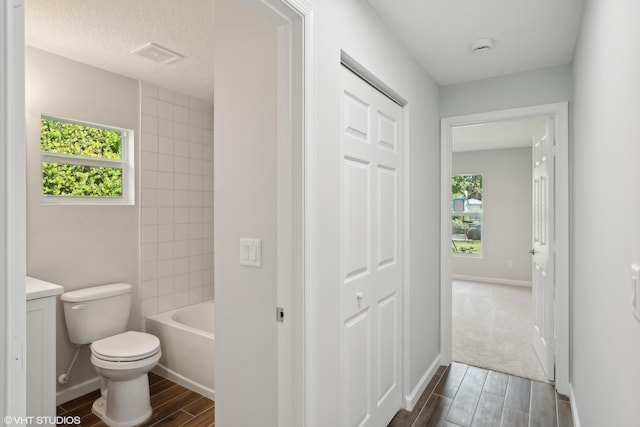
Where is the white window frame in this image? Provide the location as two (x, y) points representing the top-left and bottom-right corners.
(40, 115), (135, 205)
(451, 173), (483, 257)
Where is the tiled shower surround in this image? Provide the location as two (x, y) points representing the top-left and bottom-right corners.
(139, 82), (214, 319)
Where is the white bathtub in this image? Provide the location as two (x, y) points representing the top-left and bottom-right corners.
(146, 300), (214, 399)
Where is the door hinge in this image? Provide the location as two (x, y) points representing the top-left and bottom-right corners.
(276, 307), (285, 323)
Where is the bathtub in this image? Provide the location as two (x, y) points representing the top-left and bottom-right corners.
(146, 300), (214, 399)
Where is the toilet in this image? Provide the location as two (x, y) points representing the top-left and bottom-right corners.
(60, 283), (161, 427)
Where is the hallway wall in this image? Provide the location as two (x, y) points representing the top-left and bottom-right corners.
(440, 64), (572, 118)
(571, 1), (640, 425)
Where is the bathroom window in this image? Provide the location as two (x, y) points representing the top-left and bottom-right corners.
(40, 116), (134, 205)
(451, 173), (483, 255)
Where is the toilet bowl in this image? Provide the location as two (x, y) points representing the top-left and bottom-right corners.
(60, 284), (162, 427)
(89, 331), (161, 427)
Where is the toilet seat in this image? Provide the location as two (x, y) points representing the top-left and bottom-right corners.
(91, 331), (160, 362)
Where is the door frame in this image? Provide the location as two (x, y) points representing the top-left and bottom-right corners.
(440, 102), (569, 395)
(1, 0), (27, 418)
(254, 0), (315, 426)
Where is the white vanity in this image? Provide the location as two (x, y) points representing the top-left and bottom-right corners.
(26, 276), (63, 425)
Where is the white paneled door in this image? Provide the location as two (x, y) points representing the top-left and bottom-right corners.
(531, 118), (555, 381)
(340, 67), (403, 427)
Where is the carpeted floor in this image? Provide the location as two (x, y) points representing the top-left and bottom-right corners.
(452, 280), (549, 383)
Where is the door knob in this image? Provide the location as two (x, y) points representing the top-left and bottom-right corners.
(528, 248), (536, 255)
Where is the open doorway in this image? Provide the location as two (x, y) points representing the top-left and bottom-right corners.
(440, 103), (570, 395)
(449, 117), (547, 381)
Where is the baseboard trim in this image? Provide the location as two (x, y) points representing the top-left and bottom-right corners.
(452, 274), (532, 288)
(404, 355), (440, 411)
(569, 384), (582, 427)
(152, 365), (215, 400)
(56, 376), (101, 405)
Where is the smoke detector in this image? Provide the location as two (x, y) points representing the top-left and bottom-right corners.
(130, 43), (184, 65)
(470, 38), (495, 54)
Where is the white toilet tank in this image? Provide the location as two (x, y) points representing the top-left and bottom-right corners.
(61, 283), (133, 345)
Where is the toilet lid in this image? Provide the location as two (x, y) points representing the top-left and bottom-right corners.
(91, 331), (160, 362)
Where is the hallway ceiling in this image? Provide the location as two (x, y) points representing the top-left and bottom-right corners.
(25, 0), (584, 102)
(367, 0), (584, 86)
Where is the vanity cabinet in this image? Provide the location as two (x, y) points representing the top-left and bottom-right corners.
(26, 277), (63, 425)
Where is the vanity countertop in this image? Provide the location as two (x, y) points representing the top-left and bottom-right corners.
(26, 276), (64, 300)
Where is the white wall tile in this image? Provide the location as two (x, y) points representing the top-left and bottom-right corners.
(141, 170), (159, 190)
(140, 261), (158, 281)
(141, 297), (159, 317)
(141, 225), (159, 244)
(174, 274), (190, 291)
(158, 242), (175, 260)
(158, 207), (175, 225)
(158, 171), (174, 190)
(158, 136), (174, 155)
(158, 259), (174, 278)
(174, 241), (190, 258)
(141, 243), (158, 262)
(142, 133), (159, 153)
(175, 93), (190, 107)
(158, 274), (174, 296)
(158, 88), (175, 103)
(187, 159), (202, 176)
(141, 82), (159, 99)
(141, 114), (159, 135)
(157, 189), (174, 207)
(141, 96), (159, 116)
(141, 189), (158, 207)
(141, 279), (159, 299)
(141, 152), (159, 171)
(158, 101), (174, 120)
(174, 291), (189, 308)
(189, 287), (204, 304)
(141, 207), (159, 225)
(157, 294), (175, 313)
(174, 256), (189, 275)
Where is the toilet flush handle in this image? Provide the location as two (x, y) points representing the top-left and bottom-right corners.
(71, 304), (86, 310)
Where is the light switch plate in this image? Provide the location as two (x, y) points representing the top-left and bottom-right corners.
(240, 238), (262, 267)
(632, 264), (640, 322)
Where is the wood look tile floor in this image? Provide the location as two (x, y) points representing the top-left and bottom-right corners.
(56, 372), (214, 426)
(389, 363), (573, 427)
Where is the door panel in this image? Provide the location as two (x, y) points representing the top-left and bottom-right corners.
(341, 67), (403, 427)
(531, 118), (555, 381)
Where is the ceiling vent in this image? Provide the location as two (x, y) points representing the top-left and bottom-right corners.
(470, 38), (495, 54)
(130, 43), (184, 65)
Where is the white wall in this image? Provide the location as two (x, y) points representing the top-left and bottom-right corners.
(571, 1), (640, 425)
(312, 0), (441, 424)
(440, 64), (572, 118)
(139, 83), (214, 322)
(214, 0), (441, 426)
(452, 148), (532, 284)
(213, 1), (279, 426)
(25, 47), (140, 399)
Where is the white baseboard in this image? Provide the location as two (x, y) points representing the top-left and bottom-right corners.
(569, 384), (582, 427)
(404, 355), (441, 411)
(452, 274), (532, 288)
(152, 365), (215, 400)
(56, 376), (101, 405)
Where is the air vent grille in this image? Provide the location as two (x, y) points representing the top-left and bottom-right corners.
(130, 43), (184, 65)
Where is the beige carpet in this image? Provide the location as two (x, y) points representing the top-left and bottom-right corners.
(452, 280), (549, 383)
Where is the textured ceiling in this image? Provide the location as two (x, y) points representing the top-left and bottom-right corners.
(367, 0), (584, 86)
(25, 0), (215, 102)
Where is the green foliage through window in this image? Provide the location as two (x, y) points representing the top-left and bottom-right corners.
(40, 117), (125, 198)
(452, 174), (483, 255)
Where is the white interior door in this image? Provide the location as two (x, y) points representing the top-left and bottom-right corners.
(340, 67), (403, 427)
(531, 117), (555, 381)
